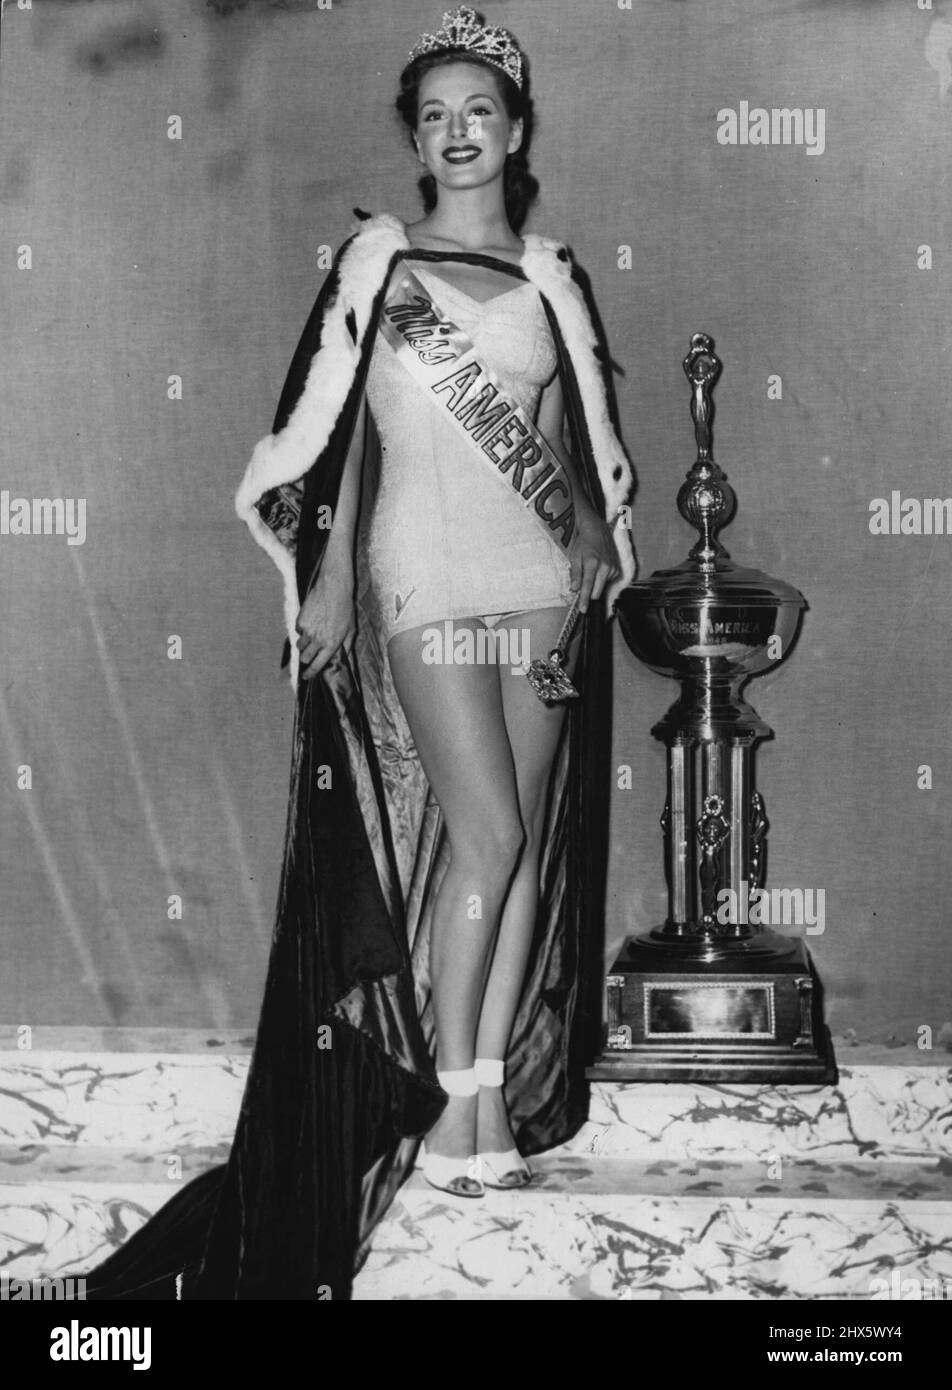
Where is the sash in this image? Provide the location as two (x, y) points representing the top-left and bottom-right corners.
(377, 265), (578, 557)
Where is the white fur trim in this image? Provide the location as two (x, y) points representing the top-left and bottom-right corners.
(235, 217), (409, 688)
(234, 481), (302, 690)
(518, 234), (636, 613)
(236, 211), (637, 684)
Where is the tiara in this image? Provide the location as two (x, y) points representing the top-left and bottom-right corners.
(408, 6), (524, 91)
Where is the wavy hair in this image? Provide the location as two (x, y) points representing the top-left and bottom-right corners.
(395, 42), (538, 233)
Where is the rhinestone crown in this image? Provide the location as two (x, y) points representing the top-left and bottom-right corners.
(408, 6), (524, 90)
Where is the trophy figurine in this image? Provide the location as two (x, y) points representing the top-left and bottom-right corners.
(589, 334), (836, 1083)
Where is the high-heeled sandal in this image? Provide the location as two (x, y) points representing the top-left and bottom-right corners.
(421, 1068), (484, 1198)
(474, 1057), (532, 1189)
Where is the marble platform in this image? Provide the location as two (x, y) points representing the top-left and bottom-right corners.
(0, 1038), (949, 1300)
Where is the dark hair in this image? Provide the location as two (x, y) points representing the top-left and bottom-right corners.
(395, 46), (538, 233)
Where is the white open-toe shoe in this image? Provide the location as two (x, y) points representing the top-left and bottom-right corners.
(421, 1067), (484, 1198)
(474, 1057), (532, 1189)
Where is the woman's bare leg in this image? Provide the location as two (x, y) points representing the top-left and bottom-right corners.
(474, 606), (581, 1156)
(387, 617), (525, 1162)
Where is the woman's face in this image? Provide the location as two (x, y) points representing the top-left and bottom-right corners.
(413, 61), (522, 194)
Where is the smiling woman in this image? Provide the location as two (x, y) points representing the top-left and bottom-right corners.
(395, 16), (538, 276)
(80, 5), (636, 1300)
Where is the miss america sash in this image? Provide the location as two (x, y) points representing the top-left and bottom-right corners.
(376, 265), (578, 558)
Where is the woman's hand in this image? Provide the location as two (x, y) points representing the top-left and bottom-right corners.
(296, 555), (356, 681)
(569, 504), (621, 613)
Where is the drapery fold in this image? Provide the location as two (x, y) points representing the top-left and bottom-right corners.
(82, 214), (627, 1300)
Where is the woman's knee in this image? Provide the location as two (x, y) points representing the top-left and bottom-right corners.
(514, 784), (551, 861)
(446, 807), (526, 880)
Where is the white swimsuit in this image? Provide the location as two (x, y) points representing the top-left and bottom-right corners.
(363, 263), (574, 644)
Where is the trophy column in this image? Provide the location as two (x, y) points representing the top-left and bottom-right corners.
(590, 334), (836, 1083)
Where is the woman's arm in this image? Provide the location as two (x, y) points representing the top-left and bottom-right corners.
(317, 390), (368, 585)
(296, 390), (367, 679)
(535, 370), (620, 613)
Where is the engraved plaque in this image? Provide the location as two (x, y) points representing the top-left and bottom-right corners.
(644, 981), (775, 1040)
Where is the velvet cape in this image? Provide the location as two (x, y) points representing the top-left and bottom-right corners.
(81, 210), (636, 1301)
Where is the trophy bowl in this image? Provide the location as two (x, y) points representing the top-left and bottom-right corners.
(616, 566), (807, 740)
(617, 560), (806, 680)
(615, 334), (807, 738)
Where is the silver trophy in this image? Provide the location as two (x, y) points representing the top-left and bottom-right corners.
(588, 334), (836, 1084)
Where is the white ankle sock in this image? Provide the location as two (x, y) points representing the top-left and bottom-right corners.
(474, 1057), (505, 1088)
(436, 1066), (478, 1097)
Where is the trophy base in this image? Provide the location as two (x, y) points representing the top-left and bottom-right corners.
(587, 932), (837, 1085)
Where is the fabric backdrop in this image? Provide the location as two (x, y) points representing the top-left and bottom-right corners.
(1, 0), (949, 1043)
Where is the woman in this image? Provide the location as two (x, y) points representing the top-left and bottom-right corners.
(81, 6), (635, 1299)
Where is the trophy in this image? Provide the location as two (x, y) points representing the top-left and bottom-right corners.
(588, 334), (836, 1083)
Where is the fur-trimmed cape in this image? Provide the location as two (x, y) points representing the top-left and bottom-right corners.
(81, 210), (636, 1301)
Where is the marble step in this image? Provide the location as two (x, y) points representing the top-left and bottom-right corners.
(355, 1168), (952, 1301)
(1, 1052), (949, 1162)
(576, 1068), (952, 1162)
(1, 1145), (949, 1199)
(0, 1144), (230, 1184)
(3, 1155), (951, 1300)
(3, 1038), (947, 1297)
